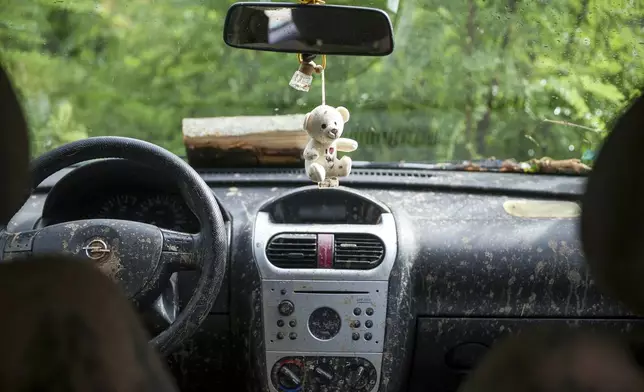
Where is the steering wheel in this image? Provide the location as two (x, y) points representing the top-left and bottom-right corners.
(0, 137), (228, 355)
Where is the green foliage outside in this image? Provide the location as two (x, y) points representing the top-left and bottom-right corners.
(1, 0), (642, 167)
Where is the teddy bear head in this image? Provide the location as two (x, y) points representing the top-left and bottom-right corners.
(303, 104), (350, 144)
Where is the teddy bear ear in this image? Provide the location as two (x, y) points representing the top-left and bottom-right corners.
(336, 106), (350, 123)
(303, 112), (312, 129)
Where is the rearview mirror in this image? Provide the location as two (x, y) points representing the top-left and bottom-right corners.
(223, 2), (394, 56)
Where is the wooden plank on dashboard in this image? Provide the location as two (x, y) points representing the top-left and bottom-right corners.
(182, 115), (307, 168)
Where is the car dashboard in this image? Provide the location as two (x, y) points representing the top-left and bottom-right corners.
(9, 159), (641, 392)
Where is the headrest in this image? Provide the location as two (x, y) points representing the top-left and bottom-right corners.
(0, 65), (30, 226)
(581, 93), (644, 314)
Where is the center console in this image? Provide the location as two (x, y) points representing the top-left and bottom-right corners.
(253, 187), (398, 392)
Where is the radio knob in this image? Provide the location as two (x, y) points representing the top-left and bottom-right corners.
(313, 364), (334, 385)
(277, 362), (303, 390)
(347, 365), (368, 390)
(278, 300), (295, 316)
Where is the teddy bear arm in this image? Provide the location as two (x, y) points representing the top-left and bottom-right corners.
(336, 138), (358, 152)
(303, 145), (320, 160)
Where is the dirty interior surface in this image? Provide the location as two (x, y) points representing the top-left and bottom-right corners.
(7, 160), (637, 392)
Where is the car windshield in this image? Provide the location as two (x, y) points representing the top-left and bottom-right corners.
(1, 0), (642, 173)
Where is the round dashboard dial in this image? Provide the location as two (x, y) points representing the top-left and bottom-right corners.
(308, 307), (342, 340)
(96, 194), (139, 220)
(135, 194), (191, 231)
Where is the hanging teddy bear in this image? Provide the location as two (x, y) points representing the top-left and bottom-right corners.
(302, 104), (358, 187)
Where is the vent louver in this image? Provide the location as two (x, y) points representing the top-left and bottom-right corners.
(266, 234), (317, 268)
(334, 234), (385, 269)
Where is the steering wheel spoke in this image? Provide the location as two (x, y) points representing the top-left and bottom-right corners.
(1, 229), (38, 259)
(161, 229), (200, 271)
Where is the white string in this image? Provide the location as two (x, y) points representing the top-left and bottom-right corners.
(321, 69), (326, 105)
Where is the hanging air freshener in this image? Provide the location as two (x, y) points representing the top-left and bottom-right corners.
(289, 54), (324, 92)
(300, 61), (359, 188)
(289, 0), (327, 91)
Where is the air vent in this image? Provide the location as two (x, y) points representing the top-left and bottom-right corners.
(334, 234), (385, 269)
(266, 234), (317, 268)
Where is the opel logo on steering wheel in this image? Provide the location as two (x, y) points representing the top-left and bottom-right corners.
(82, 239), (111, 260)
